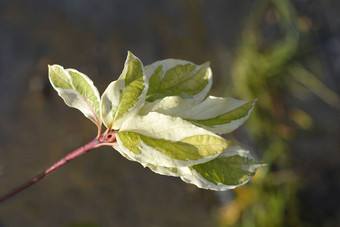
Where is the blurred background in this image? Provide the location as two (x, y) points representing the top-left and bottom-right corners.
(0, 0), (339, 226)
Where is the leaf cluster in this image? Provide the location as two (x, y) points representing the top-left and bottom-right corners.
(49, 51), (264, 190)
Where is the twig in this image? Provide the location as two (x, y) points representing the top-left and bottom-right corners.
(0, 130), (117, 203)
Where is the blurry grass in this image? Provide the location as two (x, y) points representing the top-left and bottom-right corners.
(218, 0), (339, 226)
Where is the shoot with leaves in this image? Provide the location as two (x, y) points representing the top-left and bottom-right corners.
(0, 52), (264, 203)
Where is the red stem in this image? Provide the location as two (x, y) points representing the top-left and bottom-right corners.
(0, 137), (100, 203)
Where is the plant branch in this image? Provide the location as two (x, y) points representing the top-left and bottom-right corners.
(0, 132), (116, 204)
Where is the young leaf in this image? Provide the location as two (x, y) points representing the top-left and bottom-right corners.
(115, 112), (230, 167)
(48, 65), (101, 127)
(145, 146), (265, 191)
(140, 96), (256, 134)
(145, 59), (212, 103)
(101, 51), (148, 129)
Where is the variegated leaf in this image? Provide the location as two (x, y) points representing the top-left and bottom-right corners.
(140, 96), (256, 134)
(145, 59), (212, 103)
(48, 65), (101, 127)
(116, 112), (230, 167)
(144, 146), (265, 191)
(101, 51), (148, 129)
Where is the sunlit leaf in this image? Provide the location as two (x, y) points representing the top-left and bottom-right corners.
(145, 59), (212, 103)
(48, 65), (101, 127)
(101, 51), (148, 129)
(140, 96), (256, 134)
(184, 146), (264, 190)
(145, 146), (265, 191)
(116, 112), (229, 167)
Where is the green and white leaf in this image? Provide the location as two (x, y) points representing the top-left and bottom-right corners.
(48, 65), (101, 127)
(181, 146), (265, 190)
(145, 146), (265, 191)
(145, 59), (212, 103)
(116, 112), (230, 167)
(140, 96), (256, 134)
(101, 51), (148, 129)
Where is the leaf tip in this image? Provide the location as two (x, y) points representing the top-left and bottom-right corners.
(48, 64), (64, 72)
(127, 50), (136, 59)
(47, 64), (53, 71)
